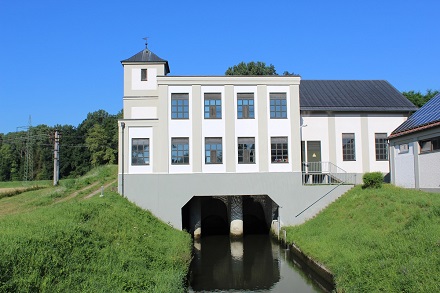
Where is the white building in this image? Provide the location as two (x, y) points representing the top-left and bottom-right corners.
(389, 93), (440, 191)
(118, 44), (416, 236)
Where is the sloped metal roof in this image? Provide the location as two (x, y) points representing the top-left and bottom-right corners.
(389, 93), (440, 138)
(121, 48), (170, 74)
(300, 80), (417, 112)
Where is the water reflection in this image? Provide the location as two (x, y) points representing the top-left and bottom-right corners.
(189, 235), (323, 292)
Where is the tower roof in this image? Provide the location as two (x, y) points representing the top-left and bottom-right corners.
(121, 42), (170, 74)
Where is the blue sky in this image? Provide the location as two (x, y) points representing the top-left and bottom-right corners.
(1, 0), (439, 134)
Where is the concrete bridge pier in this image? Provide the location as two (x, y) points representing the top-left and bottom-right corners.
(229, 196), (243, 238)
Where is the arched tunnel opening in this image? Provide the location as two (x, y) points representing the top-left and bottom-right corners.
(182, 195), (279, 238)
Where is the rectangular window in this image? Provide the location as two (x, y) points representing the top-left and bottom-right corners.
(375, 133), (388, 161)
(205, 137), (222, 164)
(141, 69), (148, 81)
(270, 93), (287, 119)
(342, 133), (356, 161)
(271, 137), (288, 163)
(238, 137), (255, 164)
(204, 93), (222, 119)
(171, 93), (189, 119)
(237, 93), (254, 119)
(171, 138), (189, 165)
(399, 144), (409, 154)
(131, 138), (149, 165)
(420, 136), (440, 153)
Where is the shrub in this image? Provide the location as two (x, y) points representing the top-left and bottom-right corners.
(362, 172), (384, 188)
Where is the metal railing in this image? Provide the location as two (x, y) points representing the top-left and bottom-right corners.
(302, 161), (356, 185)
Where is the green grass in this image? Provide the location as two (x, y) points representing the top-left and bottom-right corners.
(0, 180), (52, 189)
(0, 165), (192, 292)
(285, 184), (440, 292)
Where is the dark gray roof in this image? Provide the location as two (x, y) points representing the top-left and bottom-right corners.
(121, 48), (170, 74)
(300, 80), (417, 112)
(389, 93), (440, 138)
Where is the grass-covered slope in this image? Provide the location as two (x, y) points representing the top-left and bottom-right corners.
(0, 166), (191, 292)
(285, 184), (440, 292)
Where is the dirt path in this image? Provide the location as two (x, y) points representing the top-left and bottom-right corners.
(0, 187), (28, 194)
(54, 182), (99, 203)
(83, 180), (117, 199)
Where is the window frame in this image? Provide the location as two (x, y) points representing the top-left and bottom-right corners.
(271, 137), (288, 163)
(237, 93), (255, 119)
(205, 137), (223, 164)
(270, 93), (287, 119)
(399, 143), (409, 154)
(375, 133), (388, 161)
(342, 133), (356, 161)
(131, 138), (150, 165)
(204, 93), (222, 119)
(141, 69), (148, 81)
(171, 93), (189, 119)
(238, 137), (255, 164)
(171, 137), (189, 165)
(419, 136), (440, 153)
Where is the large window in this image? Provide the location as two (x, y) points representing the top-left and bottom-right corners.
(171, 93), (189, 119)
(204, 93), (221, 119)
(238, 137), (255, 164)
(205, 137), (222, 164)
(271, 137), (288, 163)
(420, 136), (440, 153)
(375, 133), (388, 161)
(171, 138), (189, 165)
(131, 138), (149, 165)
(270, 93), (287, 119)
(342, 133), (356, 161)
(237, 93), (254, 119)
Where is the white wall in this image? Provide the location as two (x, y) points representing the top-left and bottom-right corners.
(393, 142), (416, 188)
(301, 113), (407, 174)
(201, 86), (226, 173)
(267, 86), (292, 172)
(367, 115), (407, 172)
(419, 151), (440, 188)
(169, 86), (193, 173)
(234, 86), (259, 173)
(300, 115), (331, 163)
(128, 127), (153, 174)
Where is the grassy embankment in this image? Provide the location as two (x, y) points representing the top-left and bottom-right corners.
(0, 165), (191, 292)
(285, 184), (440, 292)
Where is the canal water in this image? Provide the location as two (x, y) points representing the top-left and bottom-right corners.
(188, 235), (327, 292)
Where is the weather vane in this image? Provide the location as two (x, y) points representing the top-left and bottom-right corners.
(143, 37), (149, 48)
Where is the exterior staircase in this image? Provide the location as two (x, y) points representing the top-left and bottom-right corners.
(302, 162), (356, 185)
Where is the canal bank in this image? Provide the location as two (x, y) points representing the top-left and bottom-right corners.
(284, 185), (440, 292)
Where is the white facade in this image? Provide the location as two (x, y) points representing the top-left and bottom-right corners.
(118, 47), (416, 229)
(301, 113), (408, 178)
(390, 126), (440, 190)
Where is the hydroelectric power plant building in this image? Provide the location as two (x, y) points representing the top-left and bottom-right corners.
(118, 43), (417, 238)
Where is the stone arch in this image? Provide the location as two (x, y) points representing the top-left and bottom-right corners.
(201, 197), (229, 236)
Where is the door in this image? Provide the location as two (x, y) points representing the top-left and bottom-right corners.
(307, 141), (321, 172)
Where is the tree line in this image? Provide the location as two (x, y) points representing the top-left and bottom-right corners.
(0, 110), (121, 182)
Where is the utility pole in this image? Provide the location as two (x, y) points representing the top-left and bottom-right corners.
(23, 116), (33, 182)
(53, 130), (60, 186)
